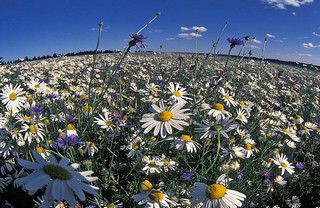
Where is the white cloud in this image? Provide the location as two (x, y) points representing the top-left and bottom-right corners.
(262, 0), (314, 9)
(247, 45), (260, 49)
(166, 37), (175, 41)
(252, 39), (262, 44)
(292, 12), (297, 15)
(180, 26), (190, 32)
(266, 33), (275, 38)
(177, 33), (203, 39)
(302, 42), (320, 49)
(180, 26), (207, 32)
(312, 32), (320, 37)
(148, 29), (162, 33)
(275, 40), (284, 42)
(298, 53), (312, 57)
(191, 26), (207, 32)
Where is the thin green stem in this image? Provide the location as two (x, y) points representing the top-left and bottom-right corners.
(204, 126), (221, 174)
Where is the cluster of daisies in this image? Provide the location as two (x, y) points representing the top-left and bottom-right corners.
(0, 52), (319, 207)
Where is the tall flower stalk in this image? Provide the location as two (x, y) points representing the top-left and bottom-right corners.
(117, 11), (160, 67)
(225, 37), (244, 70)
(207, 21), (228, 61)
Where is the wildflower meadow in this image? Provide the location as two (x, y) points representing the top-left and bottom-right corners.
(1, 12), (320, 208)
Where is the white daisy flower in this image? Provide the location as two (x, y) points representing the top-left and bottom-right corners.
(94, 110), (114, 132)
(201, 102), (232, 121)
(196, 117), (238, 139)
(236, 108), (248, 124)
(190, 174), (246, 208)
(219, 87), (237, 107)
(167, 134), (201, 153)
(20, 123), (46, 144)
(132, 186), (177, 208)
(142, 155), (162, 175)
(79, 141), (99, 157)
(0, 84), (26, 112)
(15, 150), (98, 207)
(274, 175), (287, 186)
(273, 153), (295, 175)
(168, 82), (192, 102)
(140, 99), (191, 138)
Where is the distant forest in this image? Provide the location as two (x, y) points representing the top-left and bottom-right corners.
(1, 50), (319, 71)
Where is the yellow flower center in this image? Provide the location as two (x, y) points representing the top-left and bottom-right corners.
(148, 161), (156, 168)
(13, 129), (19, 135)
(213, 103), (224, 111)
(23, 116), (30, 121)
(43, 164), (72, 180)
(266, 158), (273, 163)
(163, 159), (170, 166)
(239, 101), (245, 106)
(44, 119), (50, 125)
(140, 180), (153, 191)
(37, 146), (44, 154)
(105, 120), (112, 126)
(237, 114), (243, 120)
(34, 83), (40, 88)
(280, 162), (287, 168)
(148, 190), (164, 202)
(206, 184), (227, 199)
(180, 134), (192, 141)
(27, 95), (34, 102)
(274, 148), (279, 153)
(158, 111), (173, 122)
(132, 143), (140, 151)
(80, 94), (87, 100)
(245, 143), (252, 150)
(29, 125), (37, 133)
(225, 94), (231, 100)
(106, 204), (116, 208)
(66, 124), (75, 130)
(85, 141), (95, 147)
(296, 115), (301, 119)
(9, 93), (17, 101)
(83, 104), (93, 112)
(282, 129), (290, 133)
(150, 136), (157, 142)
(173, 90), (182, 97)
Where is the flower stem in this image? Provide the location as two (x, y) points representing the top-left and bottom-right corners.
(204, 126), (221, 174)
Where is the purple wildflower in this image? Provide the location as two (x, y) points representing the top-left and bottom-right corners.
(261, 171), (270, 179)
(178, 169), (194, 181)
(30, 106), (44, 115)
(66, 114), (76, 123)
(46, 94), (57, 99)
(129, 34), (147, 49)
(237, 172), (244, 180)
(85, 206), (96, 208)
(227, 37), (244, 48)
(57, 135), (79, 150)
(295, 162), (304, 169)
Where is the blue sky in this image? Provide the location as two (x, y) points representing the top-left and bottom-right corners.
(1, 0), (320, 65)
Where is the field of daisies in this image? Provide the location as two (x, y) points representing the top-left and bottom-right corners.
(1, 14), (320, 208)
(1, 49), (320, 208)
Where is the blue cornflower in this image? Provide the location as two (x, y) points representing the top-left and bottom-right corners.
(30, 106), (44, 115)
(227, 37), (244, 48)
(57, 135), (79, 150)
(66, 114), (76, 123)
(295, 162), (304, 169)
(129, 34), (147, 49)
(178, 169), (194, 181)
(46, 94), (57, 99)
